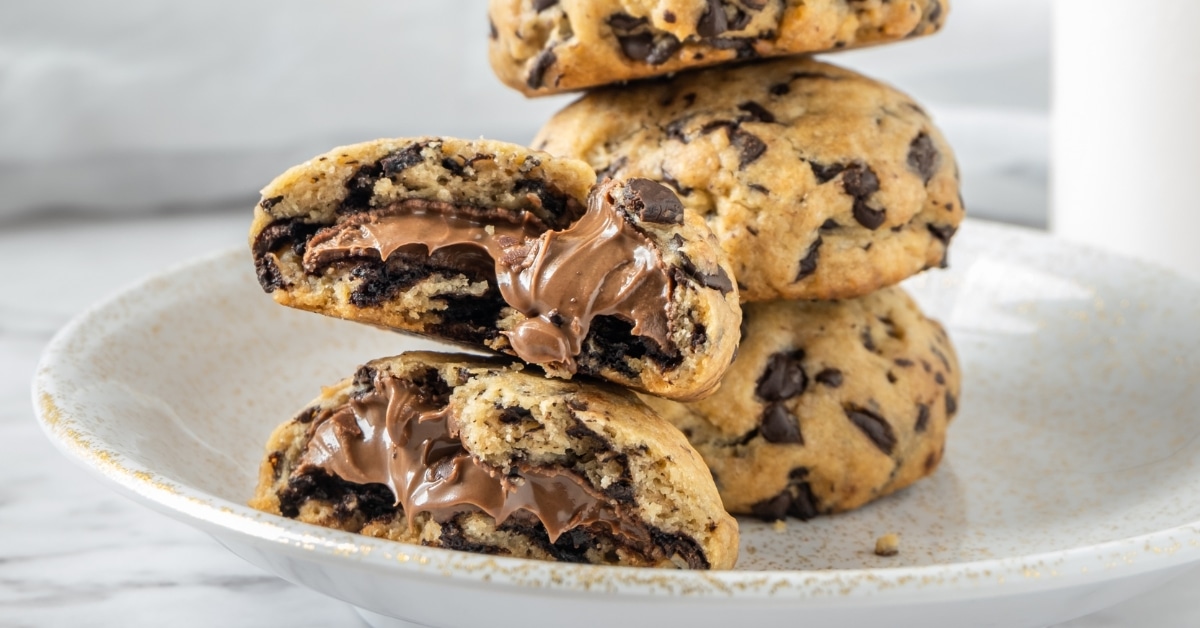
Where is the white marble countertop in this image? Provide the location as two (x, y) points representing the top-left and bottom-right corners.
(3, 210), (1199, 627)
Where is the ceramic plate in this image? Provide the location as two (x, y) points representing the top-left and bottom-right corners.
(34, 220), (1200, 628)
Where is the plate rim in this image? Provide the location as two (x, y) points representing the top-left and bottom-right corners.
(32, 219), (1200, 601)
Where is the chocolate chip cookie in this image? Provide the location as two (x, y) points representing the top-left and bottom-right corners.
(250, 352), (739, 569)
(534, 57), (964, 301)
(641, 286), (960, 520)
(250, 137), (741, 401)
(489, 0), (948, 96)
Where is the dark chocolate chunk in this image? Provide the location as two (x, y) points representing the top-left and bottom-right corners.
(907, 132), (940, 184)
(595, 156), (628, 181)
(379, 143), (428, 176)
(533, 0), (559, 11)
(615, 32), (655, 61)
(675, 253), (735, 294)
(489, 18), (498, 39)
(340, 162), (384, 212)
(810, 161), (845, 184)
(748, 183), (770, 195)
(294, 406), (319, 424)
(696, 0), (728, 37)
(945, 391), (958, 415)
(755, 350), (808, 401)
(750, 468), (819, 521)
(894, 358), (914, 367)
(861, 326), (877, 352)
(927, 223), (957, 245)
(915, 403), (930, 433)
(853, 201), (886, 230)
(441, 156), (467, 177)
(743, 0), (767, 8)
(924, 451), (938, 473)
(935, 372), (945, 385)
(623, 178), (684, 224)
(815, 368), (843, 387)
(254, 254), (284, 293)
(727, 8), (752, 31)
(926, 0), (944, 25)
(794, 237), (822, 281)
(887, 371), (898, 384)
(644, 35), (682, 65)
(499, 406), (533, 424)
(259, 195), (284, 211)
(736, 101), (776, 123)
(663, 10), (676, 22)
(769, 83), (790, 96)
(761, 403), (803, 444)
(730, 128), (767, 168)
(607, 12), (646, 30)
(845, 406), (897, 455)
(708, 36), (758, 59)
(819, 218), (840, 231)
(842, 163), (880, 198)
(527, 49), (557, 89)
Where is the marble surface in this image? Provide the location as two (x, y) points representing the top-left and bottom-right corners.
(4, 210), (1199, 627)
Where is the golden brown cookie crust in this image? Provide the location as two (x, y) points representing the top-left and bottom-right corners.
(642, 287), (960, 520)
(489, 0), (948, 96)
(252, 352), (739, 569)
(535, 57), (964, 302)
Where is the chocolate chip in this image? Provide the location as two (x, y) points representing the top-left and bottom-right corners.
(845, 406), (897, 455)
(727, 8), (752, 31)
(708, 37), (758, 59)
(676, 253), (735, 294)
(887, 371), (898, 384)
(750, 468), (818, 521)
(761, 403), (803, 444)
(815, 368), (843, 387)
(623, 178), (684, 224)
(755, 350), (807, 401)
(663, 10), (676, 22)
(294, 407), (319, 424)
(935, 372), (945, 385)
(769, 83), (790, 96)
(696, 0), (728, 37)
(931, 345), (952, 372)
(441, 156), (467, 177)
(533, 0), (558, 11)
(894, 358), (914, 367)
(736, 101), (775, 123)
(842, 163), (880, 198)
(853, 201), (886, 230)
(488, 18), (498, 39)
(810, 161), (845, 184)
(907, 132), (940, 184)
(748, 183), (769, 195)
(927, 223), (957, 245)
(795, 237), (822, 281)
(819, 218), (840, 231)
(915, 403), (930, 432)
(499, 406), (533, 424)
(341, 162), (384, 211)
(730, 128), (767, 168)
(924, 451), (939, 472)
(926, 0), (944, 25)
(644, 36), (682, 65)
(945, 391), (958, 415)
(380, 143), (427, 176)
(607, 13), (645, 30)
(743, 0), (766, 9)
(526, 49), (557, 89)
(861, 326), (877, 352)
(259, 195), (284, 211)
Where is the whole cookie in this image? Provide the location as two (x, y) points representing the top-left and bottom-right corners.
(251, 352), (739, 569)
(489, 0), (948, 96)
(641, 287), (960, 520)
(535, 57), (964, 301)
(249, 136), (741, 401)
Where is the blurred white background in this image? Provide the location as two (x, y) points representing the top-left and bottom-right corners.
(0, 0), (1049, 225)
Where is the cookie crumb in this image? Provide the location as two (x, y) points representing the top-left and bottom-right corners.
(874, 533), (900, 557)
(772, 520), (788, 533)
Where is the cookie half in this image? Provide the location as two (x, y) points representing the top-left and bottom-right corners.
(250, 352), (739, 569)
(535, 57), (964, 301)
(249, 137), (741, 401)
(489, 0), (948, 96)
(641, 287), (960, 520)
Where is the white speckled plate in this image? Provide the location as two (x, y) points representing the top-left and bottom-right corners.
(34, 220), (1200, 628)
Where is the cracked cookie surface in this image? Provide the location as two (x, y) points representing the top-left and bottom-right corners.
(489, 0), (948, 95)
(251, 352), (739, 568)
(249, 136), (740, 401)
(641, 287), (960, 520)
(535, 57), (964, 301)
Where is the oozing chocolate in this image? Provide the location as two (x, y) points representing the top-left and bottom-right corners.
(296, 371), (653, 547)
(301, 181), (676, 374)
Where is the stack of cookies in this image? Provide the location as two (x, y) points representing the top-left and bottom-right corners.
(245, 0), (963, 571)
(492, 0), (963, 522)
